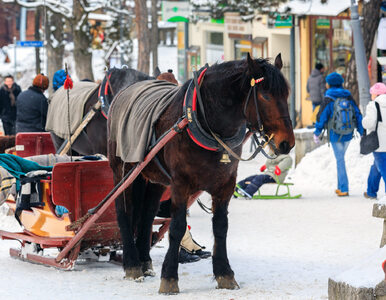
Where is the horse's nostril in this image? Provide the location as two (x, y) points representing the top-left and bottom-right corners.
(279, 141), (290, 154)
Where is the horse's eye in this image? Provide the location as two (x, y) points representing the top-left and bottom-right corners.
(260, 92), (270, 101)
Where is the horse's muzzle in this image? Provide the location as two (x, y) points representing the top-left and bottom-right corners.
(279, 141), (291, 154)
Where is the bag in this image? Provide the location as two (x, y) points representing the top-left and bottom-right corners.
(360, 102), (382, 155)
(329, 97), (357, 137)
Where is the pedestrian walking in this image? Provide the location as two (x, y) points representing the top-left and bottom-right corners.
(0, 75), (21, 135)
(16, 74), (49, 133)
(313, 72), (363, 196)
(362, 82), (386, 200)
(307, 63), (326, 123)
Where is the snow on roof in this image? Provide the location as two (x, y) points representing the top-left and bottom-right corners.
(88, 13), (112, 21)
(283, 0), (351, 16)
(158, 21), (177, 29)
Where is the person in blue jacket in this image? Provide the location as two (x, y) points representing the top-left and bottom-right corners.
(313, 72), (363, 196)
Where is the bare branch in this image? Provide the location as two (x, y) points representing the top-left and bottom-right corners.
(2, 0), (73, 18)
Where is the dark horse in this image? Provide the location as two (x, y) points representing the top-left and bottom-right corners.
(50, 67), (176, 155)
(108, 54), (295, 293)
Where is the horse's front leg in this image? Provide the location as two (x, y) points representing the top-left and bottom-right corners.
(159, 184), (188, 294)
(212, 182), (240, 290)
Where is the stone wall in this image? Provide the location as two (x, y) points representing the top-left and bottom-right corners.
(294, 128), (326, 166)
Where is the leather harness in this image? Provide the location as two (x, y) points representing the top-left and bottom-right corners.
(97, 73), (114, 119)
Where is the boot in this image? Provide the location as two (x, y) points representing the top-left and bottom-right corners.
(179, 248), (200, 264)
(180, 226), (211, 259)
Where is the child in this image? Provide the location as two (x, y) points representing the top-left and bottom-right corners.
(235, 153), (292, 198)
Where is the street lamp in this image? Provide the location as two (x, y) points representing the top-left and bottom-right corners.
(350, 0), (371, 113)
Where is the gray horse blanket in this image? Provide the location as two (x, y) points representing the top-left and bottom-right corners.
(109, 80), (179, 163)
(45, 81), (98, 139)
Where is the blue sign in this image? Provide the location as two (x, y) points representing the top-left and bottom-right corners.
(16, 41), (44, 47)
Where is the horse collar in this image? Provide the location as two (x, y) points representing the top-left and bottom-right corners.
(98, 73), (112, 119)
(182, 68), (246, 152)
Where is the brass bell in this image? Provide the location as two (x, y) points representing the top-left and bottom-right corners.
(220, 152), (231, 164)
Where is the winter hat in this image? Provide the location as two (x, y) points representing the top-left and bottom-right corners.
(32, 74), (49, 90)
(326, 72), (344, 87)
(369, 82), (386, 95)
(52, 69), (67, 91)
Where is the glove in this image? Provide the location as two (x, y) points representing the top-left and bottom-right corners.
(274, 166), (281, 176)
(260, 165), (266, 172)
(313, 134), (320, 144)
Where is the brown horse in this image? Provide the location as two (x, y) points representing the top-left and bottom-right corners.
(50, 68), (177, 156)
(107, 54), (295, 293)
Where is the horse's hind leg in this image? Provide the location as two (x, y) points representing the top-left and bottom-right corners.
(211, 182), (240, 290)
(159, 183), (188, 294)
(135, 182), (164, 277)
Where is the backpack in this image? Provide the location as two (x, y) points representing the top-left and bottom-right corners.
(328, 97), (357, 139)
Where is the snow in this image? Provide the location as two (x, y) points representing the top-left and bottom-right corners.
(282, 0), (351, 16)
(0, 42), (385, 299)
(332, 247), (386, 288)
(0, 137), (385, 299)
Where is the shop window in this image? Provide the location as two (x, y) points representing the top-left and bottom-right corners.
(234, 39), (251, 60)
(206, 31), (224, 64)
(311, 17), (352, 75)
(252, 37), (268, 58)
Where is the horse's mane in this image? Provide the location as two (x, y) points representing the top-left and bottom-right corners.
(205, 58), (289, 98)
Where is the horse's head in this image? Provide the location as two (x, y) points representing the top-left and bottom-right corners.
(156, 69), (178, 85)
(243, 53), (295, 154)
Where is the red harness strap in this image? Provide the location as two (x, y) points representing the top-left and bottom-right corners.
(183, 68), (218, 151)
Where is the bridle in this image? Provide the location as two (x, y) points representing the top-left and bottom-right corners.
(186, 68), (278, 163)
(98, 69), (116, 119)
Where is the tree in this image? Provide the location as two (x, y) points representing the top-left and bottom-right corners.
(151, 0), (158, 73)
(344, 0), (381, 102)
(135, 0), (150, 73)
(1, 0), (132, 81)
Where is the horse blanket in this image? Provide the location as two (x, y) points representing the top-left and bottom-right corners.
(109, 80), (179, 163)
(45, 81), (99, 139)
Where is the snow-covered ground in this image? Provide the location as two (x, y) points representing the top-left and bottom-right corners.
(0, 138), (385, 300)
(0, 42), (385, 299)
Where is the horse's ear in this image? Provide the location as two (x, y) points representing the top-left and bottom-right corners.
(154, 66), (161, 78)
(274, 53), (283, 70)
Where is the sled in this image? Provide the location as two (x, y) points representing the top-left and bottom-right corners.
(234, 182), (302, 200)
(15, 132), (56, 157)
(0, 122), (191, 269)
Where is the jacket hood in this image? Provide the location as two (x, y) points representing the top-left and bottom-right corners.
(325, 87), (351, 100)
(375, 94), (386, 107)
(311, 69), (322, 77)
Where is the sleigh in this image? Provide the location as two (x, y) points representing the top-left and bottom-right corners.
(0, 132), (179, 269)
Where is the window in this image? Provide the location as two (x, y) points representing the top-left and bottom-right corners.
(311, 16), (352, 75)
(206, 31), (224, 64)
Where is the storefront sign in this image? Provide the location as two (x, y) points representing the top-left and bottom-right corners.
(224, 13), (252, 35)
(274, 15), (292, 28)
(316, 19), (330, 29)
(162, 1), (190, 23)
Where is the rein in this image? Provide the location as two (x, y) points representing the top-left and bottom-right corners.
(188, 69), (277, 162)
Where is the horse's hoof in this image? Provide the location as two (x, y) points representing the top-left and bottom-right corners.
(142, 261), (156, 277)
(124, 266), (144, 281)
(215, 275), (240, 290)
(158, 278), (179, 294)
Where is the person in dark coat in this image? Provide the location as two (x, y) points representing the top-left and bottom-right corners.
(16, 74), (49, 133)
(0, 75), (21, 135)
(307, 63), (326, 111)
